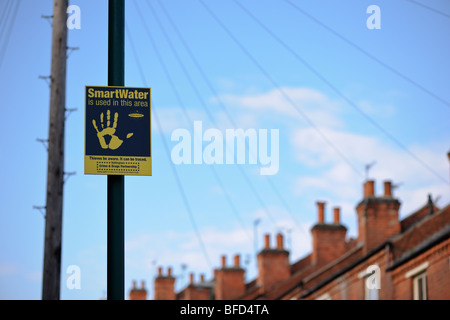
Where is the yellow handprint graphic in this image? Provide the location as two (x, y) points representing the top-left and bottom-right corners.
(92, 110), (134, 150)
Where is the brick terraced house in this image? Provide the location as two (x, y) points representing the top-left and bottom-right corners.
(129, 158), (450, 300)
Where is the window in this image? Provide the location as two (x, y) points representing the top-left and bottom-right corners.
(413, 272), (427, 300)
(358, 264), (380, 300)
(404, 261), (429, 300)
(365, 281), (379, 300)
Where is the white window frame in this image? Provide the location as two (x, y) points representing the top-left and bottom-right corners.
(404, 261), (428, 300)
(412, 271), (427, 300)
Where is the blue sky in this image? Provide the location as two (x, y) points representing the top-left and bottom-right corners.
(0, 0), (449, 300)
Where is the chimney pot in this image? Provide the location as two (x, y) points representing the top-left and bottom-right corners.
(276, 233), (284, 249)
(234, 254), (240, 267)
(157, 267), (162, 276)
(364, 180), (375, 197)
(333, 207), (340, 224)
(384, 181), (392, 197)
(221, 255), (226, 268)
(189, 273), (194, 284)
(141, 280), (145, 289)
(132, 280), (137, 289)
(167, 267), (172, 277)
(317, 201), (326, 223)
(200, 274), (205, 282)
(264, 234), (270, 249)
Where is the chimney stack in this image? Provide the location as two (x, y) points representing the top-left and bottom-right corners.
(311, 201), (347, 266)
(257, 233), (290, 292)
(356, 179), (401, 254)
(179, 273), (212, 300)
(129, 279), (147, 300)
(154, 267), (176, 300)
(214, 255), (245, 300)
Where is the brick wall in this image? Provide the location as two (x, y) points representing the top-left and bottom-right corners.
(214, 255), (246, 300)
(392, 238), (450, 300)
(356, 180), (401, 254)
(154, 267), (176, 300)
(305, 250), (388, 300)
(257, 234), (290, 292)
(128, 280), (147, 300)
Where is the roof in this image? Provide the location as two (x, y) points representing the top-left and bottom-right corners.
(388, 204), (450, 270)
(241, 201), (450, 300)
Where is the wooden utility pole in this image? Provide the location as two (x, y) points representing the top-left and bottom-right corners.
(42, 0), (68, 300)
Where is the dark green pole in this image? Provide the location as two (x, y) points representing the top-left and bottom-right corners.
(107, 0), (124, 300)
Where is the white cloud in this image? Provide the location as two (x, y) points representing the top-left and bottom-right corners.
(125, 233), (152, 252)
(218, 87), (344, 128)
(356, 100), (396, 118)
(151, 107), (205, 134)
(292, 127), (377, 169)
(291, 126), (449, 217)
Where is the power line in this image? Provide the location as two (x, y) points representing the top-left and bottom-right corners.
(283, 0), (450, 110)
(156, 0), (236, 128)
(154, 101), (213, 270)
(127, 9), (214, 269)
(405, 0), (450, 19)
(0, 1), (13, 44)
(231, 0), (448, 185)
(156, 0), (309, 236)
(145, 0), (278, 228)
(146, 0), (215, 126)
(0, 0), (20, 71)
(198, 0), (364, 180)
(0, 1), (13, 33)
(209, 167), (253, 240)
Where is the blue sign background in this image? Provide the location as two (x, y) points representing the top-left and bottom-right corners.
(85, 86), (151, 157)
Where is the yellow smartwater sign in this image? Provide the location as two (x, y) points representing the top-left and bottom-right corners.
(84, 86), (151, 176)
